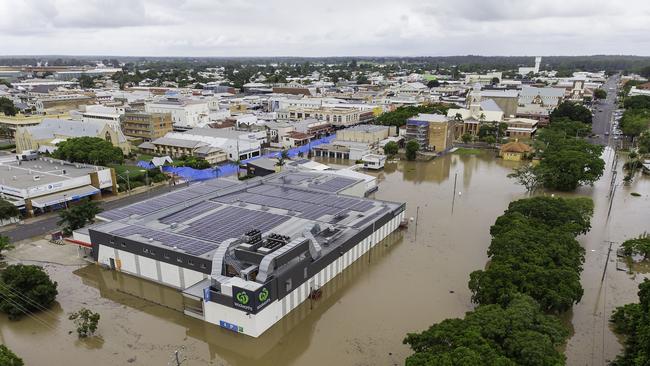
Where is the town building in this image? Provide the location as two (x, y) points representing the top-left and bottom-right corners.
(0, 113), (69, 138)
(499, 140), (532, 161)
(144, 128), (263, 162)
(464, 72), (503, 85)
(277, 107), (360, 128)
(35, 94), (96, 114)
(75, 171), (405, 337)
(517, 86), (565, 118)
(467, 88), (519, 117)
(122, 109), (173, 141)
(145, 97), (210, 130)
(405, 113), (455, 152)
(0, 155), (116, 216)
(360, 154), (386, 170)
(504, 118), (538, 139)
(312, 140), (372, 160)
(138, 137), (227, 164)
(336, 125), (390, 145)
(15, 118), (131, 155)
(244, 158), (279, 177)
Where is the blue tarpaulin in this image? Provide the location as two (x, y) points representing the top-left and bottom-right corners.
(137, 134), (336, 182)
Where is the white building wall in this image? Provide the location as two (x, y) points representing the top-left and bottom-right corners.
(203, 211), (404, 337)
(139, 256), (158, 281)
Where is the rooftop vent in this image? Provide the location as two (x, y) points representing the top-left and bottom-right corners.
(33, 175), (40, 181)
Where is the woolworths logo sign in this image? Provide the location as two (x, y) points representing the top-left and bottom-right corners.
(236, 291), (249, 305)
(232, 285), (272, 313)
(258, 288), (269, 302)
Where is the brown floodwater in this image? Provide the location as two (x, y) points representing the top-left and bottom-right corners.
(1, 149), (648, 365)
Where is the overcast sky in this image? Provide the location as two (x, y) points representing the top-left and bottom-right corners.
(1, 0), (649, 57)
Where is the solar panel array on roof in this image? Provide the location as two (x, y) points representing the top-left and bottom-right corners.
(99, 179), (237, 221)
(179, 206), (290, 244)
(159, 201), (222, 224)
(110, 225), (218, 256)
(308, 177), (357, 192)
(212, 185), (375, 221)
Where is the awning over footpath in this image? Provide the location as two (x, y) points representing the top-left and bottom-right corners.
(31, 185), (99, 208)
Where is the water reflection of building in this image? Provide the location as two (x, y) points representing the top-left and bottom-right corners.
(75, 230), (403, 366)
(399, 157), (452, 184)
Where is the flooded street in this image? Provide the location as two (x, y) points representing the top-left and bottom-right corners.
(1, 150), (649, 365)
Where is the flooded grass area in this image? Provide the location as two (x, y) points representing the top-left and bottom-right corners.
(1, 149), (648, 365)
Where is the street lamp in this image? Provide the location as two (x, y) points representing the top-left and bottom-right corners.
(140, 169), (149, 197)
(63, 194), (68, 210)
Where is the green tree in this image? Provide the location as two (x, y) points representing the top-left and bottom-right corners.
(461, 133), (472, 143)
(174, 156), (211, 169)
(491, 196), (594, 236)
(507, 164), (539, 194)
(547, 118), (592, 138)
(57, 200), (103, 236)
(0, 97), (18, 116)
(623, 95), (650, 110)
(610, 279), (650, 366)
(550, 101), (593, 124)
(638, 131), (650, 155)
(405, 140), (419, 160)
(536, 139), (605, 191)
(470, 197), (591, 313)
(0, 235), (14, 258)
(0, 198), (19, 222)
(621, 236), (650, 260)
(620, 109), (650, 137)
(356, 74), (369, 84)
(404, 294), (569, 366)
(376, 104), (451, 128)
(69, 307), (100, 338)
(0, 264), (58, 319)
(383, 141), (399, 157)
(426, 79), (440, 88)
(594, 88), (607, 99)
(0, 344), (23, 366)
(277, 150), (289, 166)
(52, 137), (124, 165)
(491, 77), (500, 85)
(78, 75), (95, 89)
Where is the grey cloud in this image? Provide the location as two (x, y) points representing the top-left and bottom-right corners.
(0, 0), (648, 56)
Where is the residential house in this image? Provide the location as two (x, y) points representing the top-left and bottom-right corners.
(499, 141), (532, 161)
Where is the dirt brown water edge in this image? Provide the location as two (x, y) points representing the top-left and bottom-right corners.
(0, 150), (647, 365)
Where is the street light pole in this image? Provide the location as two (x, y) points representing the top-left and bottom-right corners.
(125, 170), (131, 195)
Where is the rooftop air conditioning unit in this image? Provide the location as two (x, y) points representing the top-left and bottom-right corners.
(33, 175), (40, 181)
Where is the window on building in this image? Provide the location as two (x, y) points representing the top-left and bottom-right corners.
(285, 279), (292, 292)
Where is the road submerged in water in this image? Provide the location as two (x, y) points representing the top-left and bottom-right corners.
(0, 150), (648, 366)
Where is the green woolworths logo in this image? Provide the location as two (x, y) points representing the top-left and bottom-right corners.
(236, 291), (249, 305)
(258, 288), (269, 302)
